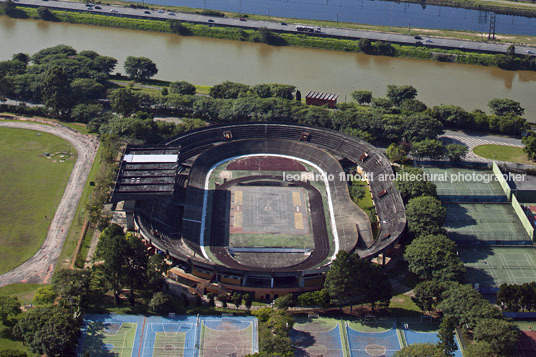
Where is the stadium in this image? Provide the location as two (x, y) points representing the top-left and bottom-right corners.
(111, 123), (406, 299)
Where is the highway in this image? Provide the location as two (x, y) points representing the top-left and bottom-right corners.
(5, 0), (536, 55)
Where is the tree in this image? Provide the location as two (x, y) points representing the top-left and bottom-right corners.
(351, 90), (372, 105)
(37, 7), (55, 20)
(147, 253), (169, 290)
(405, 196), (446, 236)
(71, 103), (104, 124)
(374, 41), (395, 56)
(473, 318), (519, 355)
(70, 78), (105, 103)
(386, 143), (408, 163)
(0, 0), (18, 17)
(52, 269), (91, 309)
(358, 38), (373, 54)
(273, 294), (293, 310)
(42, 66), (74, 119)
(13, 306), (80, 356)
(404, 234), (465, 282)
(124, 56), (158, 80)
(32, 286), (56, 306)
(413, 281), (445, 313)
(168, 20), (191, 35)
(0, 296), (20, 323)
(430, 105), (470, 127)
(209, 81), (249, 99)
(324, 250), (354, 307)
(445, 144), (468, 162)
(399, 99), (427, 113)
(437, 315), (457, 357)
(463, 341), (494, 357)
(169, 81), (196, 95)
(295, 89), (302, 101)
(245, 293), (253, 310)
(522, 133), (536, 161)
(124, 234), (149, 305)
(386, 85), (417, 106)
(394, 166), (437, 202)
(149, 292), (174, 314)
(403, 114), (444, 142)
(108, 88), (142, 116)
(394, 344), (442, 357)
(95, 224), (128, 305)
(356, 260), (392, 311)
(231, 292), (242, 308)
(488, 98), (525, 117)
(411, 139), (445, 160)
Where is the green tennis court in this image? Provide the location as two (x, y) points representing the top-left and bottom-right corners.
(444, 203), (530, 244)
(460, 247), (536, 288)
(420, 167), (505, 198)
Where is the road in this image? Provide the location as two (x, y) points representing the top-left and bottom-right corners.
(0, 120), (98, 286)
(6, 0), (536, 56)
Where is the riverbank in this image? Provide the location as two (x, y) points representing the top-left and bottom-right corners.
(5, 5), (535, 71)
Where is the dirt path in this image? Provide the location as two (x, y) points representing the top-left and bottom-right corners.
(0, 120), (98, 286)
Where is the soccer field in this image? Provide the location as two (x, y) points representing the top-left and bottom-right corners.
(0, 127), (76, 274)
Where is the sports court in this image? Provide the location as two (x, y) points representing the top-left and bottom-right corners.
(444, 203), (530, 244)
(200, 316), (257, 357)
(346, 320), (401, 357)
(141, 316), (198, 357)
(420, 167), (505, 201)
(518, 331), (536, 357)
(77, 314), (144, 356)
(78, 314), (258, 357)
(401, 321), (462, 357)
(460, 247), (536, 289)
(291, 316), (345, 357)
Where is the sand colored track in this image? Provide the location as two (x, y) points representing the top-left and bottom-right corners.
(0, 121), (98, 286)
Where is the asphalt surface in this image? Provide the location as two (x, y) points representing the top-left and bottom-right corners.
(0, 120), (98, 287)
(6, 0), (536, 56)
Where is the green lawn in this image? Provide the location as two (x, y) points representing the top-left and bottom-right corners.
(473, 144), (534, 164)
(0, 128), (76, 274)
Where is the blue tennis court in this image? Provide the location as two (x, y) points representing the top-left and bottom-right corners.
(77, 314), (145, 357)
(404, 328), (462, 357)
(346, 323), (401, 357)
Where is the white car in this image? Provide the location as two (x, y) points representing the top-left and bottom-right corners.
(110, 8), (118, 13)
(527, 50), (535, 55)
(158, 9), (165, 13)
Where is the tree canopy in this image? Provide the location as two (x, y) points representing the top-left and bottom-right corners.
(124, 56), (158, 80)
(394, 166), (437, 202)
(405, 196), (446, 236)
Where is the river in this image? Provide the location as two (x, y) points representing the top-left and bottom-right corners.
(1, 16), (535, 120)
(130, 0), (536, 35)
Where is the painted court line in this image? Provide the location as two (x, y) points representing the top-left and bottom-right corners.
(138, 317), (147, 357)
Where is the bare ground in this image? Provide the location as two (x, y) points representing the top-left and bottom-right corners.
(0, 120), (98, 286)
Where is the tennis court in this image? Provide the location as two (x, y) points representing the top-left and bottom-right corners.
(444, 203), (530, 245)
(200, 316), (257, 357)
(401, 321), (462, 357)
(77, 314), (144, 357)
(291, 316), (345, 357)
(518, 331), (536, 357)
(141, 316), (198, 357)
(460, 247), (536, 290)
(346, 321), (401, 357)
(420, 167), (506, 202)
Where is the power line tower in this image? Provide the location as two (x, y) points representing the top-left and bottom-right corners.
(478, 11), (487, 25)
(488, 12), (496, 40)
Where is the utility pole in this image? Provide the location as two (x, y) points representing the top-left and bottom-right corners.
(488, 12), (496, 40)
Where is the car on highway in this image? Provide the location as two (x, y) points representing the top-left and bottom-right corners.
(110, 8), (118, 13)
(208, 19), (215, 23)
(158, 10), (165, 13)
(168, 12), (175, 15)
(280, 22), (287, 25)
(414, 35), (422, 40)
(425, 39), (433, 43)
(415, 41), (423, 46)
(144, 10), (151, 14)
(94, 5), (101, 9)
(239, 17), (247, 21)
(528, 50), (535, 55)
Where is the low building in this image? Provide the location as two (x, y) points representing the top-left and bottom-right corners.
(305, 91), (339, 108)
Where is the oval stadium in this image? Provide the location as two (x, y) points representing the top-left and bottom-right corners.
(111, 123), (406, 299)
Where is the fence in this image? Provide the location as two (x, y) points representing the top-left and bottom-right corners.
(493, 162), (512, 200)
(512, 194), (535, 241)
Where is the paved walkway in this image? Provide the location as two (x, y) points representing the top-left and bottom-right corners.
(440, 132), (523, 163)
(0, 120), (98, 286)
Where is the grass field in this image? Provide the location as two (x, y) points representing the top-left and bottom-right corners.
(473, 144), (533, 165)
(0, 128), (76, 274)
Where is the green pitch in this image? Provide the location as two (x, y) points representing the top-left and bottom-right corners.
(79, 322), (137, 357)
(0, 128), (76, 274)
(153, 332), (186, 357)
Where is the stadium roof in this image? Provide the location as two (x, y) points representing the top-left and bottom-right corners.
(110, 146), (181, 202)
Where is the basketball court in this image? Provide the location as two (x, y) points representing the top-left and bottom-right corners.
(141, 316), (198, 357)
(200, 316), (257, 357)
(444, 203), (530, 244)
(460, 247), (536, 289)
(400, 320), (462, 357)
(291, 315), (345, 357)
(346, 319), (401, 357)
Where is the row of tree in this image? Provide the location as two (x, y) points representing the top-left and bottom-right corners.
(497, 282), (536, 312)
